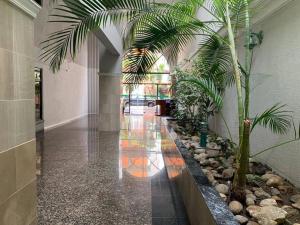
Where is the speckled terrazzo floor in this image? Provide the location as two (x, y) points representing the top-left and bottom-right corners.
(37, 114), (189, 225)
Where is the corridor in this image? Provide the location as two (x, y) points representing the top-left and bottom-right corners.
(37, 114), (190, 225)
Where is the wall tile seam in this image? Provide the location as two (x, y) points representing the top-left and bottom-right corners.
(0, 99), (34, 102)
(0, 47), (36, 60)
(38, 62), (90, 72)
(0, 177), (37, 207)
(0, 139), (36, 155)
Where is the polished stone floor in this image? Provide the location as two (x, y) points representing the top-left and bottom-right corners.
(37, 113), (190, 225)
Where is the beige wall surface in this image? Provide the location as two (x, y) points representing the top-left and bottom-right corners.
(211, 1), (300, 187)
(34, 0), (89, 130)
(0, 0), (37, 224)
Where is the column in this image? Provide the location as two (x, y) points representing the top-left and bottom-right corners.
(0, 1), (39, 224)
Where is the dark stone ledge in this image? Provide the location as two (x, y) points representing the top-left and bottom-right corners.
(163, 120), (239, 225)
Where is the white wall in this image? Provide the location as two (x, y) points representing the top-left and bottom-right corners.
(211, 1), (300, 187)
(34, 0), (89, 129)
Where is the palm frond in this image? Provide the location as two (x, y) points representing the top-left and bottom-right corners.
(251, 103), (292, 135)
(41, 0), (151, 72)
(177, 77), (223, 110)
(122, 47), (159, 84)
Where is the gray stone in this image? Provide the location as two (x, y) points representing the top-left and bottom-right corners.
(246, 222), (259, 225)
(235, 215), (248, 224)
(271, 188), (280, 196)
(260, 199), (278, 207)
(255, 188), (271, 199)
(194, 148), (206, 154)
(271, 196), (283, 203)
(229, 201), (243, 214)
(207, 142), (221, 150)
(262, 173), (275, 181)
(191, 136), (200, 142)
(282, 205), (300, 217)
(278, 185), (293, 194)
(215, 184), (229, 195)
(246, 193), (257, 201)
(206, 149), (220, 158)
(246, 198), (255, 206)
(266, 175), (284, 187)
(210, 160), (220, 168)
(292, 201), (300, 210)
(290, 194), (300, 203)
(200, 159), (210, 166)
(246, 205), (287, 225)
(222, 168), (234, 179)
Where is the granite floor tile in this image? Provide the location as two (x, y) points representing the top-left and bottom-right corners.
(37, 114), (189, 225)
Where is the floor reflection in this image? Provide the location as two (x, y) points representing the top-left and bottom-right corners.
(119, 114), (165, 179)
(36, 113), (189, 225)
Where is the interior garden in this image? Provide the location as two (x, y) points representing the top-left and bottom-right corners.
(42, 0), (300, 224)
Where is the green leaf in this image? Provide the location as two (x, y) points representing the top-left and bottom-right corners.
(251, 103), (292, 135)
(177, 77), (223, 110)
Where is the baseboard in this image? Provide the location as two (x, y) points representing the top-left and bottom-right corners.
(44, 114), (88, 131)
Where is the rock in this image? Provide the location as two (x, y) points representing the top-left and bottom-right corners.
(252, 163), (268, 175)
(207, 142), (221, 150)
(246, 222), (259, 225)
(292, 201), (300, 210)
(181, 135), (190, 140)
(211, 180), (218, 186)
(191, 136), (200, 142)
(245, 189), (253, 195)
(194, 154), (201, 161)
(191, 143), (201, 149)
(223, 168), (234, 179)
(217, 166), (225, 173)
(260, 199), (278, 207)
(194, 148), (206, 154)
(246, 198), (255, 206)
(262, 173), (275, 181)
(227, 155), (235, 164)
(271, 196), (283, 203)
(199, 153), (209, 159)
(200, 159), (210, 166)
(210, 160), (220, 168)
(207, 173), (215, 183)
(282, 205), (300, 217)
(235, 215), (248, 224)
(246, 205), (287, 225)
(229, 201), (243, 214)
(215, 184), (229, 195)
(219, 193), (227, 201)
(266, 175), (284, 187)
(278, 185), (293, 194)
(290, 194), (300, 203)
(213, 173), (223, 179)
(271, 188), (281, 196)
(255, 188), (271, 199)
(246, 194), (257, 201)
(206, 149), (220, 158)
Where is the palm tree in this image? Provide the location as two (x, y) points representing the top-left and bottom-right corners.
(42, 0), (294, 199)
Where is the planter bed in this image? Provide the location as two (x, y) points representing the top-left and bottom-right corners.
(165, 119), (300, 225)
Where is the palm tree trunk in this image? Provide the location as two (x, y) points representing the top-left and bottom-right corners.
(233, 119), (250, 200)
(225, 2), (244, 144)
(244, 0), (251, 119)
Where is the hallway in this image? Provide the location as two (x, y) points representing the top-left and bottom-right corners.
(37, 114), (189, 225)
